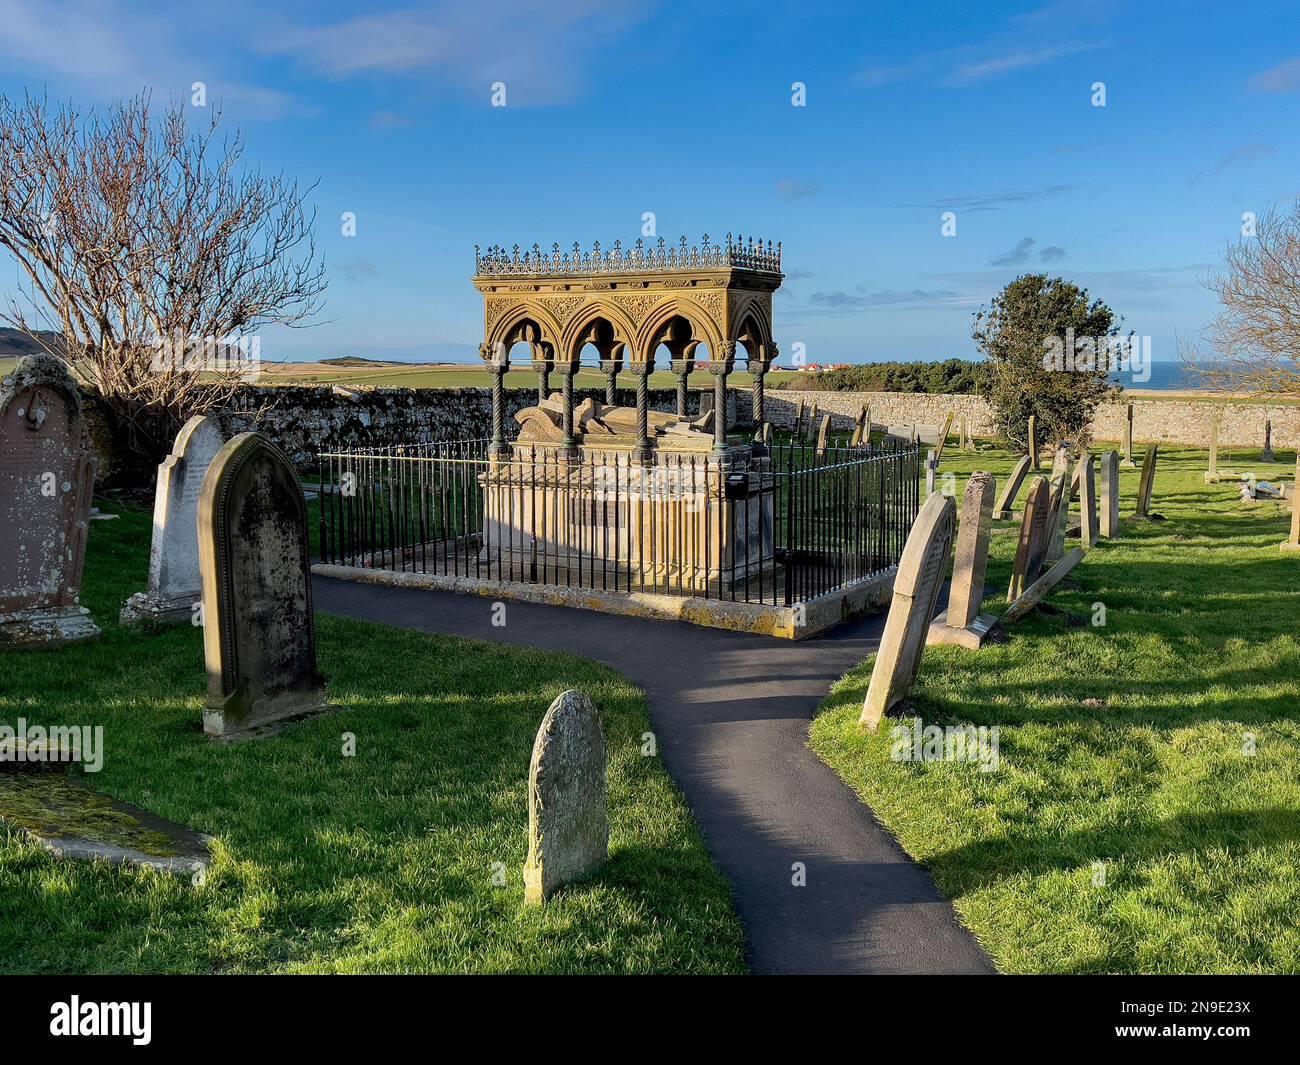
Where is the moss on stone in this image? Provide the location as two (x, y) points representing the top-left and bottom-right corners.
(0, 774), (187, 858)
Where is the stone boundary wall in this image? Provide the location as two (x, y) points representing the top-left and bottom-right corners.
(767, 391), (1299, 449)
(214, 385), (739, 468)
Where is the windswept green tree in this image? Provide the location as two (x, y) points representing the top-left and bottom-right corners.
(973, 274), (1124, 451)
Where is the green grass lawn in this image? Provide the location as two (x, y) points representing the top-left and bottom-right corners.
(0, 506), (745, 974)
(810, 441), (1300, 974)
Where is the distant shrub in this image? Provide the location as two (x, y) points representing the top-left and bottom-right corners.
(773, 358), (988, 395)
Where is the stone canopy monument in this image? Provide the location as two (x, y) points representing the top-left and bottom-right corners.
(0, 354), (99, 646)
(122, 415), (225, 625)
(473, 234), (781, 460)
(198, 432), (328, 738)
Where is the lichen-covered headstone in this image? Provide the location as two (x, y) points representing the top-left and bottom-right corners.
(928, 472), (997, 649)
(524, 689), (608, 903)
(198, 432), (328, 738)
(1008, 476), (1051, 602)
(859, 492), (955, 731)
(122, 415), (225, 625)
(1044, 451), (1074, 565)
(815, 414), (830, 458)
(0, 354), (99, 647)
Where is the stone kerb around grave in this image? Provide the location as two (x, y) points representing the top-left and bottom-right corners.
(0, 353), (99, 647)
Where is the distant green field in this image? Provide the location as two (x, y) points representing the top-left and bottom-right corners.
(259, 363), (803, 392)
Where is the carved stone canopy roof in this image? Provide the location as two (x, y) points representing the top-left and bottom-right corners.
(474, 235), (782, 368)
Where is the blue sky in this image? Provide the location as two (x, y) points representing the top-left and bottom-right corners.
(2, 0), (1298, 365)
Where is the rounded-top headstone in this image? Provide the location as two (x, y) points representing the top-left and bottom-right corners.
(524, 689), (608, 903)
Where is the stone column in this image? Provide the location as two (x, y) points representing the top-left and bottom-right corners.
(600, 357), (621, 406)
(671, 359), (692, 417)
(560, 361), (577, 452)
(630, 362), (652, 463)
(482, 343), (509, 461)
(532, 358), (552, 404)
(748, 359), (768, 452)
(707, 361), (730, 453)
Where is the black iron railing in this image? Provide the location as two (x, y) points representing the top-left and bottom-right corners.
(314, 437), (920, 607)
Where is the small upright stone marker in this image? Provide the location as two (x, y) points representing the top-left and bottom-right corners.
(925, 449), (937, 495)
(792, 397), (805, 439)
(1263, 419), (1274, 463)
(122, 415), (225, 625)
(859, 493), (956, 731)
(524, 689), (608, 904)
(0, 355), (99, 647)
(1122, 402), (1137, 467)
(1134, 444), (1160, 519)
(928, 472), (998, 649)
(1028, 414), (1040, 469)
(198, 432), (328, 738)
(1204, 415), (1225, 483)
(1100, 451), (1120, 538)
(1282, 452), (1300, 554)
(960, 415), (973, 452)
(994, 455), (1032, 520)
(1008, 476), (1052, 602)
(1133, 444), (1164, 520)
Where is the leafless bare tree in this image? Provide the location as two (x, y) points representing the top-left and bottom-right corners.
(0, 91), (326, 464)
(1180, 203), (1300, 395)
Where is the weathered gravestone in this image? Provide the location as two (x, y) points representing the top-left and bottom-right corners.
(928, 472), (998, 649)
(1078, 452), (1099, 548)
(807, 403), (820, 442)
(1263, 420), (1275, 463)
(1283, 452), (1300, 554)
(1044, 450), (1074, 565)
(1007, 476), (1052, 602)
(1028, 414), (1040, 469)
(925, 449), (937, 495)
(524, 689), (608, 903)
(1003, 547), (1087, 625)
(1100, 451), (1120, 538)
(122, 416), (225, 625)
(0, 355), (99, 647)
(859, 492), (956, 732)
(815, 414), (830, 458)
(198, 432), (329, 738)
(792, 397), (805, 439)
(933, 411), (955, 464)
(994, 455), (1032, 520)
(1134, 444), (1160, 519)
(1122, 402), (1137, 467)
